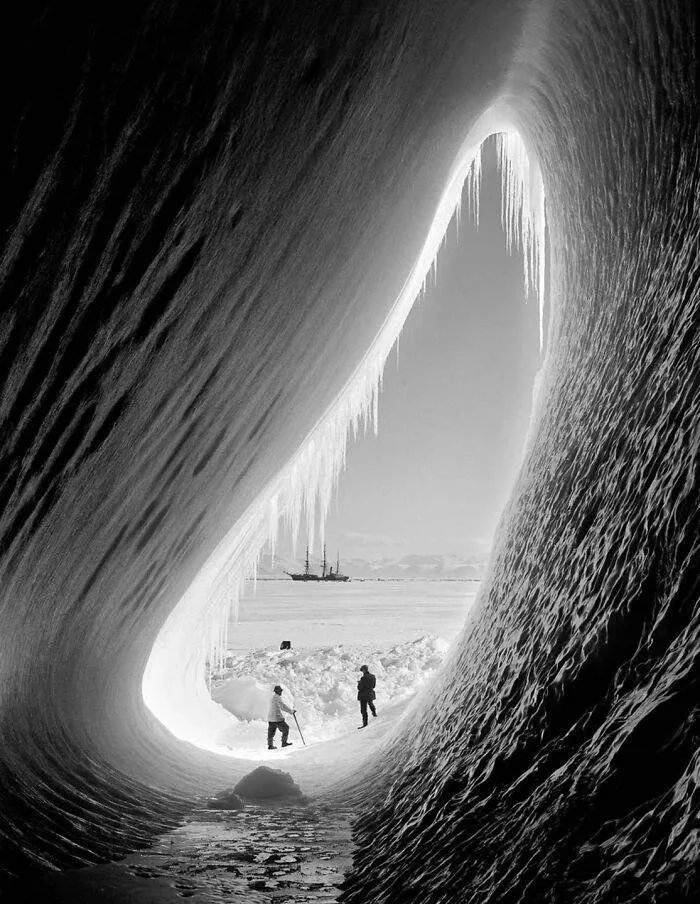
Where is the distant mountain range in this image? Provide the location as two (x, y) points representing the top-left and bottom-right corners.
(257, 552), (488, 581)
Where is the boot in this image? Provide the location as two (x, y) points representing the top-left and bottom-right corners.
(282, 741), (293, 747)
(268, 745), (277, 750)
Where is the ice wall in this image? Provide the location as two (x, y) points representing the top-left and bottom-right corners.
(342, 1), (700, 900)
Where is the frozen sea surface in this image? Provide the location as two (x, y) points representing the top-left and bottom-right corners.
(227, 579), (479, 652)
(20, 803), (355, 903)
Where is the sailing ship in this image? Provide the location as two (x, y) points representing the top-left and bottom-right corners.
(285, 545), (350, 581)
(285, 545), (320, 581)
(323, 546), (350, 582)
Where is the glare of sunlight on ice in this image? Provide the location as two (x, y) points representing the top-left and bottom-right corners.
(142, 101), (548, 758)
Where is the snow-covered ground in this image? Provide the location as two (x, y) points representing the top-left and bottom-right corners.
(209, 579), (478, 755)
(212, 634), (451, 752)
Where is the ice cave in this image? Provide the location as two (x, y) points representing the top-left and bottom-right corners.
(0, 1), (698, 901)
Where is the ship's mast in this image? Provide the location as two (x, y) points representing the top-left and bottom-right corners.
(336, 551), (340, 574)
(322, 544), (327, 578)
(305, 544), (310, 576)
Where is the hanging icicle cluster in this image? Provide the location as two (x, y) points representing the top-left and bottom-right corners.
(497, 132), (547, 347)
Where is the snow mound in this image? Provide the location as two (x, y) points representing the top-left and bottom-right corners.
(206, 789), (244, 810)
(212, 676), (270, 721)
(211, 633), (450, 751)
(235, 766), (304, 800)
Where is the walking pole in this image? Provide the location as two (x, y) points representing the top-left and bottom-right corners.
(293, 712), (306, 746)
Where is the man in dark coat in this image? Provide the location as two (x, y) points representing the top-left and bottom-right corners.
(357, 664), (377, 729)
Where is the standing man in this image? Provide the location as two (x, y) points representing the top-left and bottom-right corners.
(267, 684), (295, 750)
(357, 664), (377, 729)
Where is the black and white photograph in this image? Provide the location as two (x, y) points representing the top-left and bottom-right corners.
(0, 1), (698, 902)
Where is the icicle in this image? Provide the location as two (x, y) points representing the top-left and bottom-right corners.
(495, 130), (546, 337)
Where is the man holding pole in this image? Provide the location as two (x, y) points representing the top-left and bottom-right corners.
(267, 685), (296, 750)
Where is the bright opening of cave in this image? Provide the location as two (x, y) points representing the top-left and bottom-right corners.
(142, 104), (549, 766)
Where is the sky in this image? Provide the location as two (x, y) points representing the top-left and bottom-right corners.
(279, 138), (541, 563)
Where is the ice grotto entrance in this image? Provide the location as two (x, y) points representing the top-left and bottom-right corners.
(142, 105), (548, 781)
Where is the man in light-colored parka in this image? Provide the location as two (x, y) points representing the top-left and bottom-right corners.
(267, 684), (295, 749)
